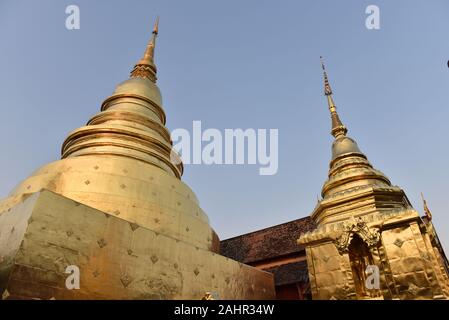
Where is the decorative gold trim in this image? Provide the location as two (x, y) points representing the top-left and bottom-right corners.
(334, 217), (380, 254)
(101, 93), (166, 125)
(87, 110), (171, 142)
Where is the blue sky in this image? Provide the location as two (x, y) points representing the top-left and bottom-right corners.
(1, 0), (449, 250)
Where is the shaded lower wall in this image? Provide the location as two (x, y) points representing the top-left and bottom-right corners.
(265, 260), (311, 299)
(220, 217), (316, 300)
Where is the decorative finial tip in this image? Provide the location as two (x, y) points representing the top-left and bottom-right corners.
(153, 16), (159, 35)
(320, 56), (326, 70)
(129, 16), (159, 82)
(319, 57), (347, 138)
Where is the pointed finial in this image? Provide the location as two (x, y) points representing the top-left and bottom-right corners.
(421, 192), (433, 221)
(130, 17), (160, 82)
(153, 16), (159, 35)
(320, 56), (333, 96)
(320, 56), (347, 138)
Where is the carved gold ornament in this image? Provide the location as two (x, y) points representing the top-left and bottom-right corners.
(334, 217), (380, 254)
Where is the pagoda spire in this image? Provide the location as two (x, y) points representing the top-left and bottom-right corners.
(320, 56), (348, 138)
(130, 16), (159, 82)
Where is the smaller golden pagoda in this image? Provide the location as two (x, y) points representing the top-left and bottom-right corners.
(298, 58), (449, 300)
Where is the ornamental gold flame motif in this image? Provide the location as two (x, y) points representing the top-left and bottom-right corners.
(297, 57), (449, 300)
(0, 18), (275, 300)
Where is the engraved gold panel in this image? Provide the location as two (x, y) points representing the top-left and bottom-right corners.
(0, 191), (275, 300)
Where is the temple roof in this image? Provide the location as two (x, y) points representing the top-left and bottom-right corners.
(220, 217), (316, 264)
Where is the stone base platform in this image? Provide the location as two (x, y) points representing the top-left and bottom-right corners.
(0, 190), (275, 299)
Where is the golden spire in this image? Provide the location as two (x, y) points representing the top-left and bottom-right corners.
(130, 17), (159, 82)
(320, 56), (348, 138)
(421, 192), (433, 221)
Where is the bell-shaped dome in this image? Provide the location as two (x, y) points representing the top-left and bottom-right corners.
(331, 135), (363, 160)
(112, 77), (163, 107)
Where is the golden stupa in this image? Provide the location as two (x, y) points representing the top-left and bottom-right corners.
(0, 19), (275, 300)
(298, 58), (449, 300)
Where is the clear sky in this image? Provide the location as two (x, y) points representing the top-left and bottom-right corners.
(1, 0), (448, 250)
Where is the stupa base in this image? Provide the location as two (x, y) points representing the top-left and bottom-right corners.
(0, 190), (275, 300)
